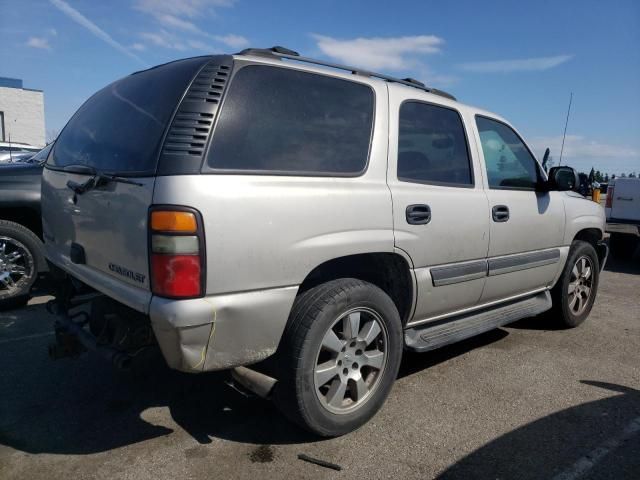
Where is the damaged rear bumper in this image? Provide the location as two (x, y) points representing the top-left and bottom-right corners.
(149, 286), (298, 372)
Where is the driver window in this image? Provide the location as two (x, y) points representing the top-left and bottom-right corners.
(476, 116), (539, 190)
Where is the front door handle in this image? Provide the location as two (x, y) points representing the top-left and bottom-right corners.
(492, 205), (510, 222)
(406, 204), (431, 225)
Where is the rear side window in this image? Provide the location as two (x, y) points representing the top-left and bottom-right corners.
(50, 57), (208, 175)
(398, 102), (473, 186)
(476, 116), (540, 189)
(206, 65), (374, 175)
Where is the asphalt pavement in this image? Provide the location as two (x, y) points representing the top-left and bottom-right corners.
(0, 255), (638, 479)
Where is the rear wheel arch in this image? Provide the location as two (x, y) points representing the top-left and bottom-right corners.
(296, 252), (415, 326)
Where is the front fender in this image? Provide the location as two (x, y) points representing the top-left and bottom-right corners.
(563, 214), (605, 245)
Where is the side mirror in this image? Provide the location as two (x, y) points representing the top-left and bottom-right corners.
(548, 166), (579, 191)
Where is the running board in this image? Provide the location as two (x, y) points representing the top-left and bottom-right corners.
(404, 291), (552, 352)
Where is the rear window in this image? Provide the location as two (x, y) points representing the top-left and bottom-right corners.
(49, 57), (207, 175)
(206, 65), (374, 175)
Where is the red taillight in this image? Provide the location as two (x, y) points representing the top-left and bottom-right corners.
(605, 186), (614, 208)
(149, 208), (205, 298)
(151, 254), (201, 297)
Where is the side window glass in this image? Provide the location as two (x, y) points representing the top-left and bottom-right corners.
(207, 65), (374, 175)
(398, 101), (473, 186)
(476, 116), (539, 189)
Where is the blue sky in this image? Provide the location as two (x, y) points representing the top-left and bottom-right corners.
(2, 0), (639, 175)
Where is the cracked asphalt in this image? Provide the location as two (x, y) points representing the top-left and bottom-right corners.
(0, 254), (638, 479)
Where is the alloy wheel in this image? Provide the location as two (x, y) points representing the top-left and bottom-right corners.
(0, 236), (35, 299)
(568, 255), (593, 315)
(313, 307), (389, 415)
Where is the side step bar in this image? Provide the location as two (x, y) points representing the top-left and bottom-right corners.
(404, 291), (552, 352)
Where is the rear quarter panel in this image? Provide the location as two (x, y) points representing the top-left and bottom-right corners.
(153, 174), (394, 295)
(153, 77), (393, 295)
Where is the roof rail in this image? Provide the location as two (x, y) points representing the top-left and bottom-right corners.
(236, 46), (456, 101)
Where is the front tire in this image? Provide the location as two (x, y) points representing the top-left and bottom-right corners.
(550, 240), (600, 328)
(274, 278), (403, 437)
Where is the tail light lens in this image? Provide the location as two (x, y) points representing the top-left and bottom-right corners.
(149, 208), (205, 298)
(605, 186), (614, 208)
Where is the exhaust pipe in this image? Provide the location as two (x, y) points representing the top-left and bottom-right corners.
(231, 366), (277, 399)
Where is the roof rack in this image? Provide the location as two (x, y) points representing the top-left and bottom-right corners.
(236, 46), (457, 101)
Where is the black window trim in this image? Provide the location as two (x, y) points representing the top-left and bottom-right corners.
(200, 62), (377, 178)
(396, 99), (475, 189)
(475, 114), (544, 192)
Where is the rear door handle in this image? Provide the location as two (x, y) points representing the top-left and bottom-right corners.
(492, 205), (510, 222)
(406, 204), (431, 225)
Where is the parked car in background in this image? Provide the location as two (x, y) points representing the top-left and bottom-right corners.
(577, 172), (592, 197)
(0, 151), (35, 164)
(0, 141), (41, 164)
(605, 177), (640, 259)
(599, 182), (608, 194)
(43, 48), (607, 436)
(0, 143), (51, 307)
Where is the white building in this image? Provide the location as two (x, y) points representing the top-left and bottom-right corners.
(0, 77), (46, 147)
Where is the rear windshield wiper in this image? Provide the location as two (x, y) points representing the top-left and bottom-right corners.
(95, 174), (144, 187)
(65, 166), (143, 195)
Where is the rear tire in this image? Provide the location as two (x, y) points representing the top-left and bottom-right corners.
(0, 220), (43, 309)
(550, 240), (600, 328)
(610, 232), (638, 260)
(274, 278), (403, 437)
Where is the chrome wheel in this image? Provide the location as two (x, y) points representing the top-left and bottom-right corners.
(0, 236), (35, 299)
(568, 255), (593, 315)
(314, 307), (388, 415)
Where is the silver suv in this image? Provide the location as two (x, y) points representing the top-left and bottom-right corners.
(42, 47), (608, 436)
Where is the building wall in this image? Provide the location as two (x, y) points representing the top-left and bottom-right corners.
(0, 86), (46, 147)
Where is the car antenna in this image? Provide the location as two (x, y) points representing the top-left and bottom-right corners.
(558, 92), (573, 166)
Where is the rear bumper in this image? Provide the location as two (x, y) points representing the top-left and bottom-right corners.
(46, 255), (298, 372)
(605, 221), (640, 236)
(149, 286), (298, 372)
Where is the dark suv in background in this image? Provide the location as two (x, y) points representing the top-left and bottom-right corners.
(0, 144), (51, 307)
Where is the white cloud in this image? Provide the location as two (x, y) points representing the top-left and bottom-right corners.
(140, 31), (186, 50)
(458, 55), (573, 73)
(155, 14), (200, 33)
(133, 0), (234, 19)
(213, 34), (248, 49)
(133, 0), (247, 52)
(26, 37), (51, 50)
(50, 0), (147, 66)
(188, 39), (211, 51)
(130, 42), (146, 51)
(312, 34), (444, 71)
(48, 28), (58, 36)
(529, 135), (639, 159)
